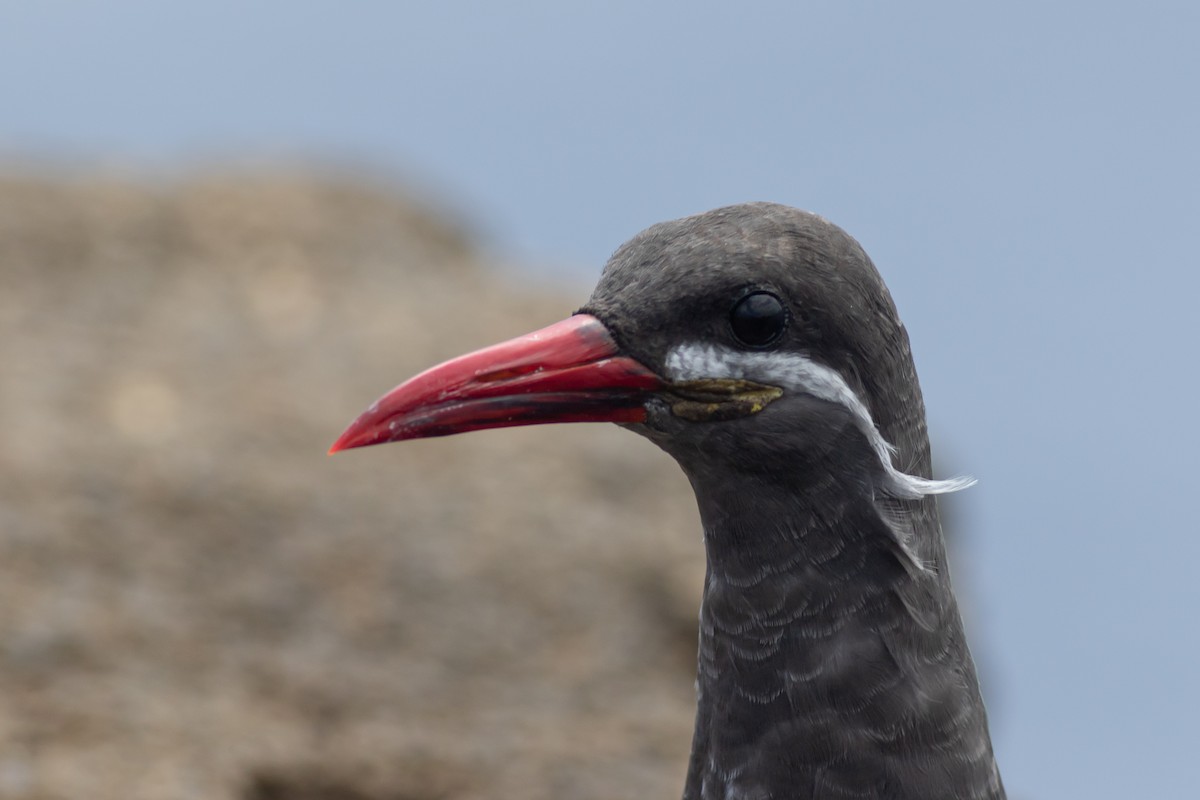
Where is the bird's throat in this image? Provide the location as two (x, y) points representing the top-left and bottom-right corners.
(681, 470), (1002, 800)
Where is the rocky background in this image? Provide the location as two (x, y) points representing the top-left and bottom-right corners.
(0, 171), (707, 800)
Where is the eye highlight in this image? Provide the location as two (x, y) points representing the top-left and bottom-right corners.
(729, 291), (788, 348)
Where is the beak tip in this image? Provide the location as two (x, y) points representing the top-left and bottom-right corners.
(330, 416), (399, 454)
(328, 426), (364, 455)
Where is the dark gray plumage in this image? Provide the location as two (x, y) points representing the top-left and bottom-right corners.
(334, 202), (1005, 800)
(582, 204), (1005, 800)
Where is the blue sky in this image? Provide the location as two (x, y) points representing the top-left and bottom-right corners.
(4, 3), (1198, 796)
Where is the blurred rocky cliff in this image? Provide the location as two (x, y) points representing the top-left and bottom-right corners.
(0, 171), (703, 800)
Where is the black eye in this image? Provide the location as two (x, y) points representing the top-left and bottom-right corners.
(729, 291), (788, 348)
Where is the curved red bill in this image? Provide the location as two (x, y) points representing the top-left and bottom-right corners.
(329, 314), (665, 453)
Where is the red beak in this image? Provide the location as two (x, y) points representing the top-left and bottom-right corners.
(329, 314), (665, 453)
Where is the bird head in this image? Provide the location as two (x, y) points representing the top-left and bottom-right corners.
(331, 203), (969, 502)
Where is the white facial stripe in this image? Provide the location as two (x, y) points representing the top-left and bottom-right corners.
(663, 343), (975, 501)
